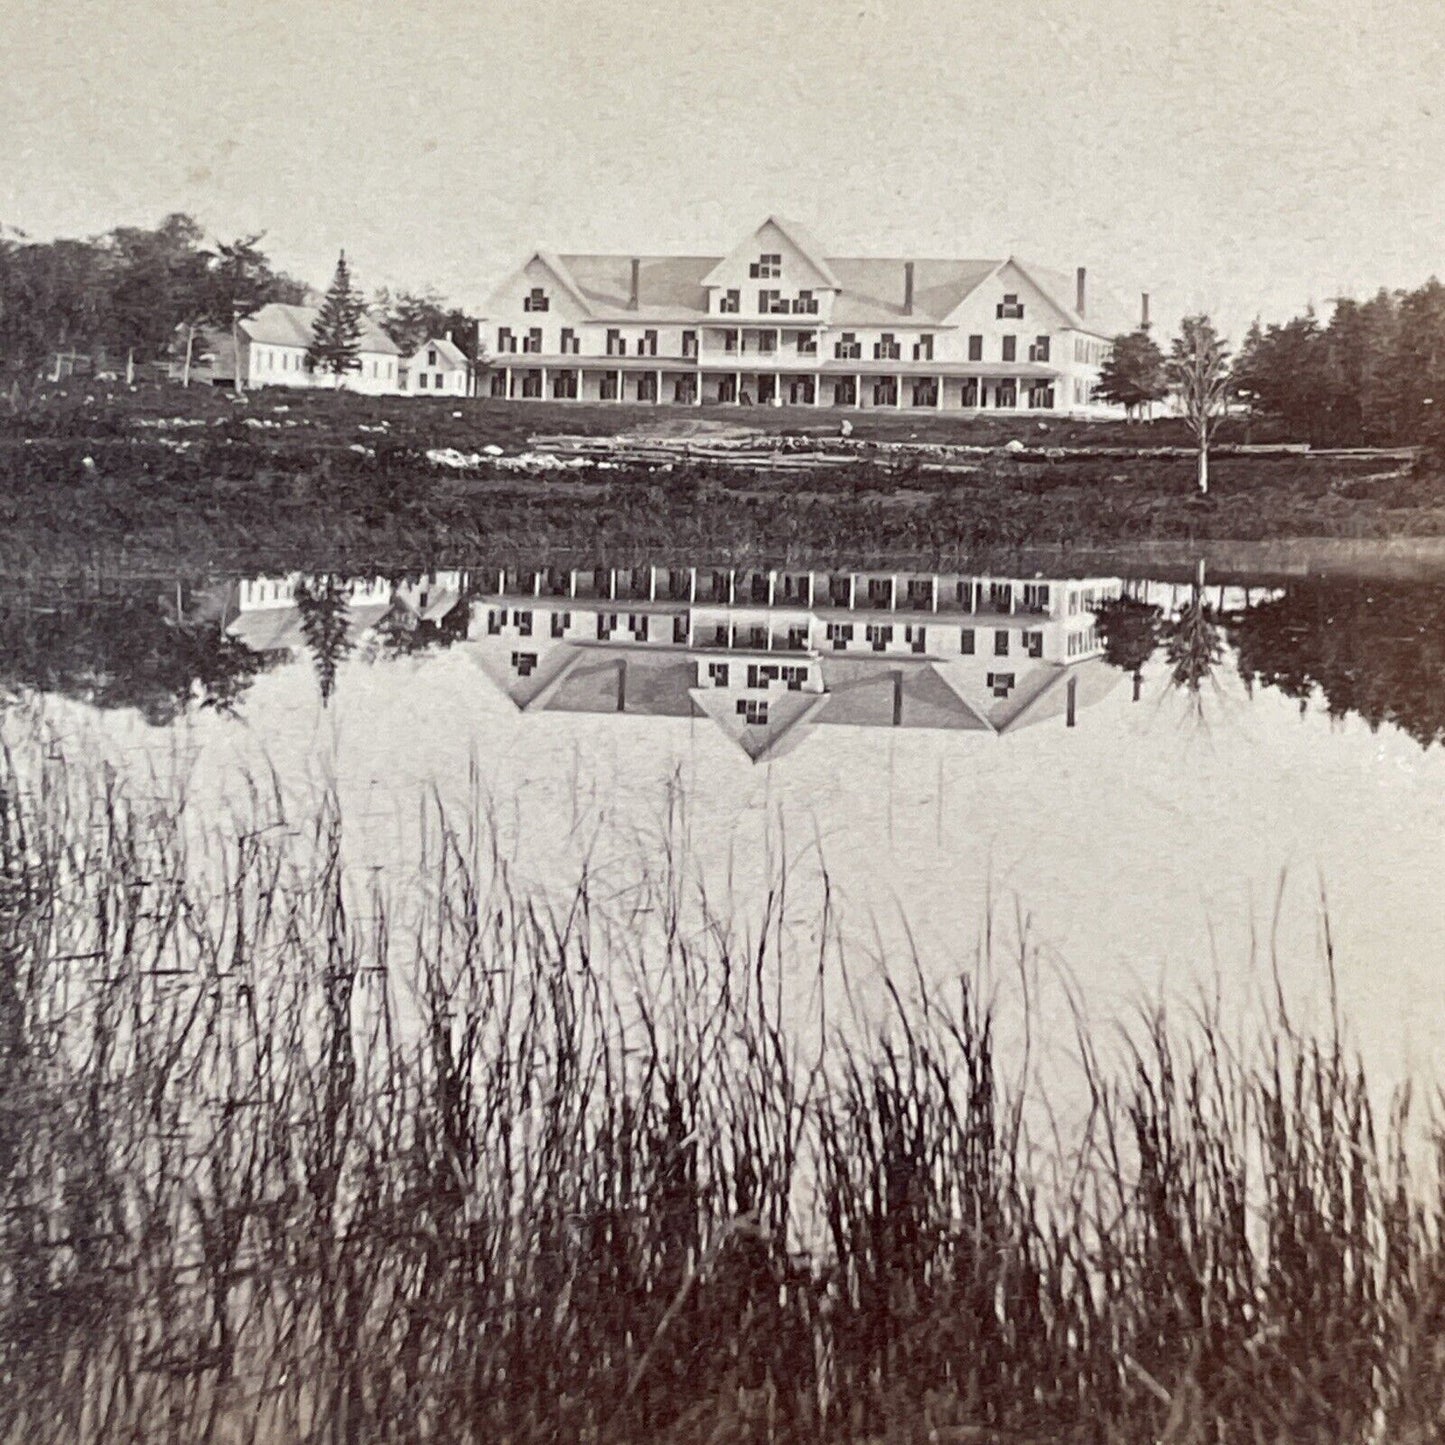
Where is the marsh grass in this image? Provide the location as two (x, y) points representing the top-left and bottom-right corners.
(1, 726), (1443, 1443)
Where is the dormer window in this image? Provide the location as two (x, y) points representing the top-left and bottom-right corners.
(427, 348), (438, 366)
(523, 287), (550, 313)
(748, 252), (782, 279)
(997, 292), (1025, 319)
(719, 289), (740, 314)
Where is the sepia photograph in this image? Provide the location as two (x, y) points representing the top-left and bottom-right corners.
(2, 2), (1444, 1440)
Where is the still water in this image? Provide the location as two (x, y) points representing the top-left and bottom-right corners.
(4, 558), (1444, 1102)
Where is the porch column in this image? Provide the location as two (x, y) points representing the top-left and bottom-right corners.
(540, 364), (548, 400)
(505, 365), (512, 398)
(736, 370), (742, 404)
(896, 371), (904, 409)
(936, 374), (944, 409)
(815, 372), (823, 406)
(656, 368), (662, 405)
(616, 368), (624, 402)
(855, 374), (862, 409)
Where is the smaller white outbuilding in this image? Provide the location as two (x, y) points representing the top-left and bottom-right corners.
(404, 337), (471, 397)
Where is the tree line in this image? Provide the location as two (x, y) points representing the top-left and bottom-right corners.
(0, 213), (481, 382)
(1095, 278), (1445, 453)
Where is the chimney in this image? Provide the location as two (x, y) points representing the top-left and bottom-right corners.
(1140, 292), (1150, 329)
(1075, 266), (1087, 318)
(628, 258), (640, 311)
(903, 261), (915, 316)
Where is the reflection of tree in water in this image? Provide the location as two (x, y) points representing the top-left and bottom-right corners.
(292, 576), (353, 706)
(1230, 581), (1445, 748)
(1092, 595), (1162, 702)
(0, 584), (272, 725)
(1094, 561), (1225, 709)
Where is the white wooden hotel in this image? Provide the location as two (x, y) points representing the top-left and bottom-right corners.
(480, 217), (1137, 415)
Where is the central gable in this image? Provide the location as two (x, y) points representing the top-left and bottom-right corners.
(938, 259), (1079, 333)
(700, 217), (840, 295)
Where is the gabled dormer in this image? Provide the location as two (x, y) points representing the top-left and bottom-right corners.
(700, 217), (841, 321)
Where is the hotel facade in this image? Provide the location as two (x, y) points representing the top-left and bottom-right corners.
(480, 217), (1137, 416)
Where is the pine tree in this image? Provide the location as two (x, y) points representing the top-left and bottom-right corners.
(293, 576), (353, 705)
(307, 251), (365, 384)
(1167, 315), (1231, 495)
(1095, 327), (1169, 418)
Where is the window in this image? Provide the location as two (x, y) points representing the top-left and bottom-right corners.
(600, 374), (619, 400)
(418, 372), (428, 389)
(968, 334), (983, 361)
(1001, 335), (1017, 362)
(867, 623), (893, 651)
(524, 328), (542, 354)
(520, 372), (542, 398)
(551, 611), (570, 637)
(758, 288), (788, 315)
(723, 329), (739, 354)
(682, 329), (698, 358)
(1028, 384), (1055, 410)
(905, 624), (927, 654)
(1025, 631), (1044, 658)
(874, 333), (901, 360)
(553, 371), (579, 399)
(719, 288), (741, 314)
(498, 327), (517, 353)
(986, 671), (1016, 697)
(827, 622), (854, 650)
(708, 662), (729, 687)
(994, 630), (1009, 656)
(749, 252), (782, 279)
(511, 651), (538, 676)
(487, 609), (502, 635)
(427, 348), (438, 366)
(1028, 335), (1050, 363)
(606, 329), (625, 356)
(995, 381), (1018, 408)
(997, 292), (1024, 319)
(912, 335), (934, 361)
(1023, 582), (1051, 613)
(641, 329), (658, 357)
(736, 698), (770, 725)
(793, 289), (818, 314)
(797, 331), (817, 355)
(523, 286), (550, 313)
(834, 332), (861, 360)
(758, 329), (777, 354)
(873, 379), (898, 405)
(636, 373), (657, 402)
(512, 609), (533, 636)
(912, 380), (937, 406)
(960, 628), (976, 655)
(560, 327), (579, 355)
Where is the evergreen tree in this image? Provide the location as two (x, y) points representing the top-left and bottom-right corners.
(293, 576), (353, 705)
(307, 251), (365, 384)
(1095, 327), (1169, 418)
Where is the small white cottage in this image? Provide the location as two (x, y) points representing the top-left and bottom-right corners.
(404, 337), (471, 396)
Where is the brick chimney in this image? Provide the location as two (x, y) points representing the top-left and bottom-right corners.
(1075, 266), (1087, 318)
(628, 258), (641, 311)
(903, 261), (915, 316)
(1141, 292), (1150, 329)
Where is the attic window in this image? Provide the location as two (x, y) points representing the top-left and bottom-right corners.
(719, 289), (741, 314)
(427, 348), (438, 366)
(523, 287), (550, 313)
(987, 672), (1016, 698)
(736, 698), (770, 725)
(997, 293), (1025, 320)
(749, 253), (782, 279)
(511, 651), (538, 677)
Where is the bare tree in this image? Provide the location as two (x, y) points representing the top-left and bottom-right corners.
(1168, 314), (1231, 494)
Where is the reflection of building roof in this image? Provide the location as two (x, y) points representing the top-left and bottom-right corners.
(225, 600), (396, 655)
(460, 638), (1117, 762)
(240, 303), (400, 355)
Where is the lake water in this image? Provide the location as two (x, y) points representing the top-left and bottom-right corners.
(4, 556), (1444, 1112)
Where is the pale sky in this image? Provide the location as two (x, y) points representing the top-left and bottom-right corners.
(3, 0), (1443, 339)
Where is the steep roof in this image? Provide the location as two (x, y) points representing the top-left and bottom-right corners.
(409, 336), (469, 368)
(498, 220), (1122, 331)
(240, 302), (401, 355)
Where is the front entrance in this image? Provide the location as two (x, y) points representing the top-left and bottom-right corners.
(787, 378), (815, 405)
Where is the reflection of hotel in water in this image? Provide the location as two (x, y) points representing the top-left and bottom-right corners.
(230, 566), (1124, 760)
